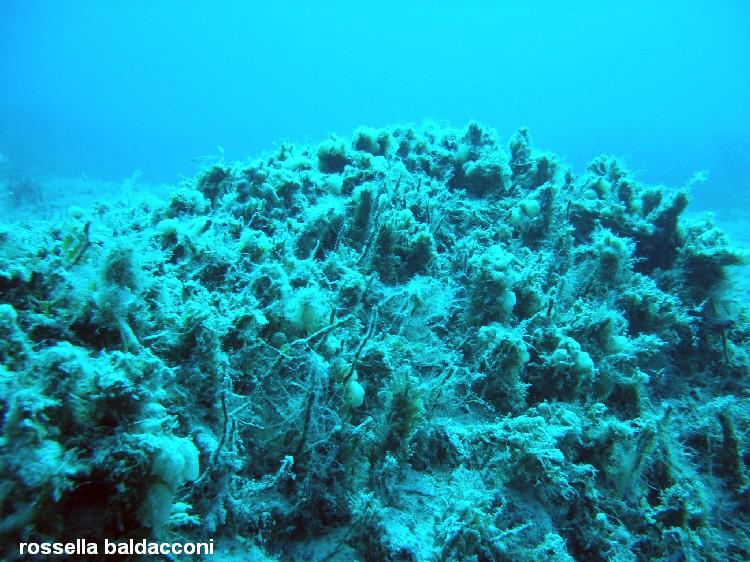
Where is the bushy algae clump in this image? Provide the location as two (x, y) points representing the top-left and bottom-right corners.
(0, 122), (749, 561)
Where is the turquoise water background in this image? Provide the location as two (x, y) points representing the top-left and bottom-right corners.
(1, 1), (749, 211)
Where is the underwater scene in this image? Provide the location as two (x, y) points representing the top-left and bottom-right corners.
(1, 2), (749, 561)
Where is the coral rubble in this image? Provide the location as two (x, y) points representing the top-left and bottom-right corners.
(1, 122), (749, 561)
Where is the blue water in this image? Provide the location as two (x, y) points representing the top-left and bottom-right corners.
(1, 1), (749, 210)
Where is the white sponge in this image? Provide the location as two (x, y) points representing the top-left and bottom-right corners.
(151, 435), (200, 491)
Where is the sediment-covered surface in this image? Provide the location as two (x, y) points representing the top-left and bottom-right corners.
(1, 122), (749, 561)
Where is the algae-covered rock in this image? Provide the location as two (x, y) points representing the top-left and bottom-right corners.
(0, 122), (748, 561)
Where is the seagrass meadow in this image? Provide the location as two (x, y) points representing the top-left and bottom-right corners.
(1, 122), (749, 561)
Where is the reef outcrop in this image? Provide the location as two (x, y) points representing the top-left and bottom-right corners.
(1, 122), (748, 561)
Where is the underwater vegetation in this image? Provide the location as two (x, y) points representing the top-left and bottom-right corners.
(0, 122), (749, 561)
